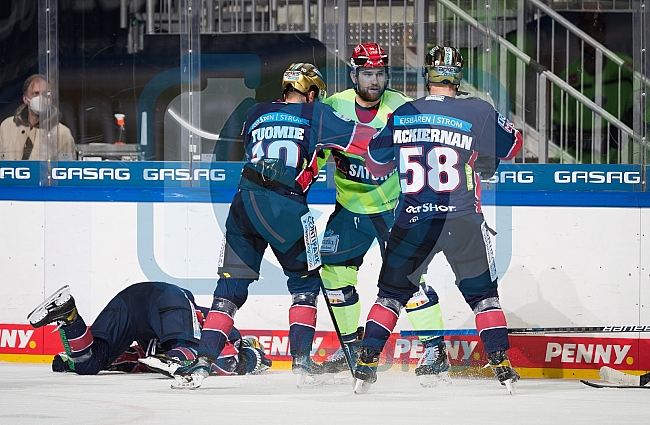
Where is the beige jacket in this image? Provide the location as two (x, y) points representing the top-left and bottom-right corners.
(0, 104), (76, 160)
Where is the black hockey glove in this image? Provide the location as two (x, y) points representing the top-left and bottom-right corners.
(52, 354), (73, 372)
(474, 154), (500, 180)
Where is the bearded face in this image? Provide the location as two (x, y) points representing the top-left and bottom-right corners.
(353, 68), (388, 103)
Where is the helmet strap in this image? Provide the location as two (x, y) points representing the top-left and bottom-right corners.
(351, 68), (360, 92)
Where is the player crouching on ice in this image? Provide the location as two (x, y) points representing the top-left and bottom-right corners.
(27, 281), (271, 377)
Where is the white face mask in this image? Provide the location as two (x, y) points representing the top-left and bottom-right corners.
(28, 95), (51, 114)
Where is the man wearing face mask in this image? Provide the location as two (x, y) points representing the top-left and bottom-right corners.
(0, 74), (76, 160)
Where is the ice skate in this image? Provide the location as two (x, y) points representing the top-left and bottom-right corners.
(140, 354), (187, 378)
(353, 347), (379, 394)
(488, 350), (520, 395)
(292, 353), (327, 388)
(322, 327), (363, 376)
(322, 344), (355, 374)
(414, 341), (452, 387)
(322, 342), (361, 385)
(171, 356), (212, 389)
(27, 285), (78, 329)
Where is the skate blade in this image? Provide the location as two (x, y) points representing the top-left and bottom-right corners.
(321, 371), (354, 385)
(27, 285), (70, 327)
(170, 373), (206, 390)
(138, 357), (178, 378)
(353, 378), (372, 394)
(599, 366), (641, 386)
(504, 378), (517, 395)
(419, 371), (452, 388)
(295, 373), (328, 388)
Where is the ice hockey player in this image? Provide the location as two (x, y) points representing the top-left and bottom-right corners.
(27, 281), (271, 376)
(171, 63), (384, 390)
(354, 46), (523, 394)
(319, 43), (451, 386)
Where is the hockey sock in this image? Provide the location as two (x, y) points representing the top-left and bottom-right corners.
(321, 265), (361, 341)
(405, 284), (444, 346)
(165, 346), (198, 362)
(198, 297), (238, 360)
(59, 316), (94, 366)
(469, 295), (509, 353)
(288, 292), (318, 357)
(363, 296), (402, 353)
(71, 337), (110, 375)
(210, 341), (241, 376)
(107, 345), (148, 373)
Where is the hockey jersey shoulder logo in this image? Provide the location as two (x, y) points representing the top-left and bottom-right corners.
(497, 113), (516, 133)
(332, 111), (352, 122)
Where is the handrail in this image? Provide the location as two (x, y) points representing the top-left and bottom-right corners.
(528, 0), (650, 93)
(528, 0), (624, 67)
(438, 0), (639, 142)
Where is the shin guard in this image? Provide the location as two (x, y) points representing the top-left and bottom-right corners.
(473, 297), (509, 353)
(321, 265), (361, 340)
(198, 297), (238, 359)
(363, 296), (402, 352)
(289, 292), (318, 357)
(406, 284), (444, 346)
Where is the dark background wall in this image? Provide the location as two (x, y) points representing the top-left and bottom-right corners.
(0, 0), (326, 160)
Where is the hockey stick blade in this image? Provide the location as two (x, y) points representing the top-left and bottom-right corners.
(580, 380), (650, 389)
(401, 325), (650, 337)
(599, 366), (650, 386)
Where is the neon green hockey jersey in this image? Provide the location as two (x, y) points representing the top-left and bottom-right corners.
(322, 88), (412, 214)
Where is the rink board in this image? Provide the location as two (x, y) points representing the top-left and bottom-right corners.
(1, 324), (649, 379)
(1, 163), (650, 378)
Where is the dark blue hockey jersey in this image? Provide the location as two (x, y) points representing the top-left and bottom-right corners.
(366, 95), (522, 227)
(240, 101), (380, 195)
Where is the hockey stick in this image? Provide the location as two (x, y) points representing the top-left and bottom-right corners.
(58, 328), (76, 371)
(598, 366), (650, 387)
(580, 380), (650, 389)
(319, 283), (356, 379)
(401, 325), (650, 337)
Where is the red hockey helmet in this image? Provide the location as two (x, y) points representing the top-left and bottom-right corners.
(349, 43), (390, 98)
(350, 43), (389, 70)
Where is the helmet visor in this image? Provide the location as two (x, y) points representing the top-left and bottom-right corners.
(352, 55), (388, 68)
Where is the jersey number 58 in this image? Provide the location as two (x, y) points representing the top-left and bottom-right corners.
(399, 146), (461, 194)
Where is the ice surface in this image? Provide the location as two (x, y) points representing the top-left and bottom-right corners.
(0, 363), (646, 424)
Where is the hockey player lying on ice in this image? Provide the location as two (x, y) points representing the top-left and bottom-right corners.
(28, 281), (271, 377)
